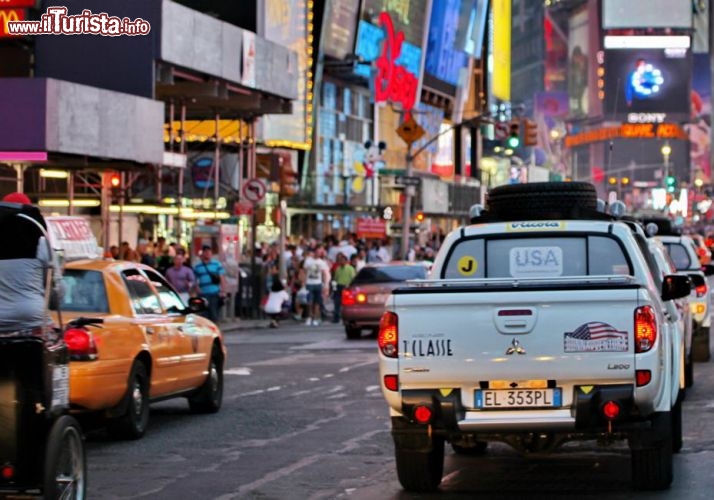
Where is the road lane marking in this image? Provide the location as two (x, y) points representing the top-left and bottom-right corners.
(224, 367), (252, 375)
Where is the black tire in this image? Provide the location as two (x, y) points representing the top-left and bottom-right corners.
(395, 438), (444, 492)
(189, 348), (223, 414)
(452, 441), (488, 455)
(692, 324), (711, 362)
(631, 412), (673, 491)
(672, 397), (683, 454)
(345, 326), (361, 340)
(43, 415), (86, 500)
(487, 181), (597, 218)
(107, 361), (149, 440)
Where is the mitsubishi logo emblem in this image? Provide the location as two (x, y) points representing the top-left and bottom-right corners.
(505, 338), (526, 355)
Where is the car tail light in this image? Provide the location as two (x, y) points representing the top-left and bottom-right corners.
(383, 374), (399, 391)
(601, 401), (621, 420)
(342, 289), (356, 306)
(1, 464), (14, 480)
(378, 311), (398, 358)
(64, 327), (98, 360)
(413, 405), (433, 424)
(696, 283), (707, 298)
(634, 305), (657, 353)
(636, 369), (651, 387)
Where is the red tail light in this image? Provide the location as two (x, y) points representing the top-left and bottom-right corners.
(1, 464), (14, 480)
(413, 405), (433, 424)
(634, 306), (657, 353)
(696, 284), (707, 297)
(636, 369), (652, 387)
(378, 312), (398, 358)
(602, 401), (621, 420)
(384, 374), (399, 391)
(64, 327), (98, 360)
(342, 289), (356, 306)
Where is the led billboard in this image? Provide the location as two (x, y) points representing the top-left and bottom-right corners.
(604, 39), (691, 123)
(425, 0), (469, 87)
(455, 0), (488, 58)
(602, 0), (692, 30)
(322, 0), (360, 60)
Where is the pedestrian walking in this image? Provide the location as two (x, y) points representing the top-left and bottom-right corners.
(332, 252), (355, 323)
(193, 245), (227, 323)
(302, 247), (330, 326)
(165, 249), (195, 304)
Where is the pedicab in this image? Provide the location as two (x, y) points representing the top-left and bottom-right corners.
(0, 197), (86, 499)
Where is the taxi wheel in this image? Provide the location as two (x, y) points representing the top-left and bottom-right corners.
(108, 361), (150, 440)
(44, 415), (86, 500)
(189, 348), (223, 414)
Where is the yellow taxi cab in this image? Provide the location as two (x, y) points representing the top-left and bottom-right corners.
(51, 258), (227, 440)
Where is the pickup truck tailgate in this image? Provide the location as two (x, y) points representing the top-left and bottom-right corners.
(394, 286), (640, 391)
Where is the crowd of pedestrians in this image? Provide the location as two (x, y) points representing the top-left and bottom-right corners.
(107, 230), (445, 329)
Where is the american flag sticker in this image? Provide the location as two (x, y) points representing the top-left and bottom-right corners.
(564, 322), (629, 353)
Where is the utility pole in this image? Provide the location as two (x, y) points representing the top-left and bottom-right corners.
(400, 142), (414, 260)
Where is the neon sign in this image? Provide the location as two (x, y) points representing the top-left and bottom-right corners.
(374, 11), (418, 119)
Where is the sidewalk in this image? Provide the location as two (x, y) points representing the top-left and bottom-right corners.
(218, 317), (267, 333)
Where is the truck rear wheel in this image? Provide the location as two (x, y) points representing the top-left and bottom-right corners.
(630, 412), (673, 490)
(486, 181), (597, 219)
(395, 438), (444, 492)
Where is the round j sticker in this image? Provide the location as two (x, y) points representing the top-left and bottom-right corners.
(457, 256), (477, 276)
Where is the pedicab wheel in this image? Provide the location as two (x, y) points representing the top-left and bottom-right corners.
(43, 415), (86, 500)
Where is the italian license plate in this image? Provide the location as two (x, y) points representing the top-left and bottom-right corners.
(475, 388), (561, 409)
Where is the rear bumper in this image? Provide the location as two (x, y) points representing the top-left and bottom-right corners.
(341, 305), (384, 327)
(395, 384), (639, 437)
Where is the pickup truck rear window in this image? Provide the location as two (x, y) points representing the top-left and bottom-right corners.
(662, 243), (691, 270)
(443, 235), (630, 279)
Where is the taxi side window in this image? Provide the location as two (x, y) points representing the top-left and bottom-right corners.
(122, 269), (162, 315)
(143, 269), (184, 312)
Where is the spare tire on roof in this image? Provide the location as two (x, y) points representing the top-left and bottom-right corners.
(486, 181), (598, 219)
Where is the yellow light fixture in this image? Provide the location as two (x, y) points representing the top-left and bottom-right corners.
(39, 169), (69, 179)
(39, 199), (101, 207)
(661, 143), (672, 156)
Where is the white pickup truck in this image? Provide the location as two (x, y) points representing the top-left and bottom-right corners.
(377, 182), (691, 492)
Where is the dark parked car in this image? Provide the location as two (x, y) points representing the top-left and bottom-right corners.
(341, 262), (428, 339)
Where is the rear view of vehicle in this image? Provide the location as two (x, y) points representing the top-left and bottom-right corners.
(341, 263), (427, 339)
(378, 182), (688, 493)
(657, 233), (713, 361)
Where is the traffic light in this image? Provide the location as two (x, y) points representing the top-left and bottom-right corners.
(523, 118), (538, 147)
(507, 120), (520, 149)
(279, 165), (300, 198)
(109, 173), (121, 188)
(608, 176), (617, 186)
(415, 211), (425, 223)
(665, 175), (677, 193)
(104, 171), (123, 202)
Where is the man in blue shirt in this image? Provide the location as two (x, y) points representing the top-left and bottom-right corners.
(193, 245), (226, 323)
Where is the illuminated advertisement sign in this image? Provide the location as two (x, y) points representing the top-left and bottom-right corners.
(455, 0), (488, 58)
(425, 0), (469, 87)
(492, 0), (511, 101)
(0, 8), (24, 38)
(0, 0), (34, 7)
(604, 44), (691, 122)
(259, 0), (309, 148)
(322, 0), (360, 60)
(360, 0), (428, 48)
(602, 0), (692, 29)
(354, 13), (422, 118)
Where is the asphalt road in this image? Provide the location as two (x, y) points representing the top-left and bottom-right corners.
(83, 320), (714, 500)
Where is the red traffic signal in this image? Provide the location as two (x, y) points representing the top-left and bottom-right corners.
(280, 166), (299, 198)
(110, 174), (121, 188)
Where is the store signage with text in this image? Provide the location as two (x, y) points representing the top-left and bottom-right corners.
(356, 217), (387, 239)
(565, 123), (688, 148)
(0, 0), (34, 8)
(0, 8), (24, 38)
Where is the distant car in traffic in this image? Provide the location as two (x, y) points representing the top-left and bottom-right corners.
(52, 259), (227, 439)
(341, 262), (428, 339)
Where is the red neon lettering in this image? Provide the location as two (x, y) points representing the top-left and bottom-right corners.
(374, 11), (418, 120)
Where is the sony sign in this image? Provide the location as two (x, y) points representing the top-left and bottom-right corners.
(627, 113), (667, 123)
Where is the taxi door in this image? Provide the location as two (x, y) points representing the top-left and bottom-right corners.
(142, 269), (210, 392)
(121, 269), (183, 395)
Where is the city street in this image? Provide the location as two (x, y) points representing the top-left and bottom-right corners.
(82, 320), (714, 500)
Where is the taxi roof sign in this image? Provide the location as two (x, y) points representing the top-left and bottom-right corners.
(45, 216), (102, 261)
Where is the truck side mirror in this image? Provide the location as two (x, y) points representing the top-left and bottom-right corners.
(662, 274), (692, 301)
